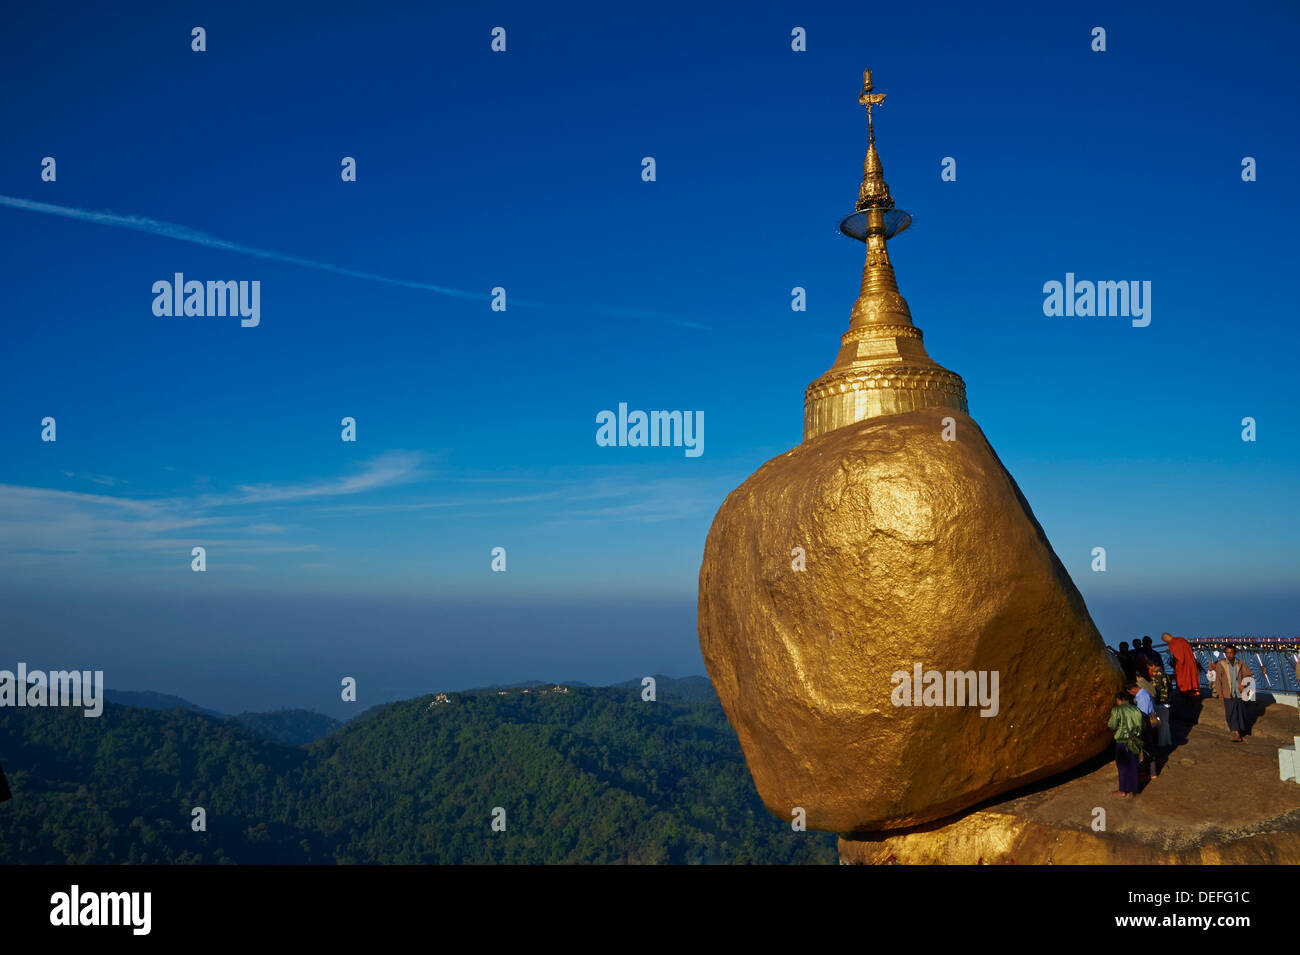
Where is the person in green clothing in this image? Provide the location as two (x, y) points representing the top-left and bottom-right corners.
(1148, 660), (1171, 706)
(1107, 691), (1146, 797)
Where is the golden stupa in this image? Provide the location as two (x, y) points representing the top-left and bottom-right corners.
(804, 69), (967, 438)
(698, 70), (1122, 835)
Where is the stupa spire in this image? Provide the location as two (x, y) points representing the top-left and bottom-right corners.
(803, 69), (968, 440)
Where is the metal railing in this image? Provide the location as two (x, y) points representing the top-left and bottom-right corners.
(1141, 637), (1300, 695)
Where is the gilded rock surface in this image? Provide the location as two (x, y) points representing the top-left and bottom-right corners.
(838, 811), (1300, 865)
(697, 406), (1123, 833)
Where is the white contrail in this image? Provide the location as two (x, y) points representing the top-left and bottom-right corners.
(0, 194), (706, 329)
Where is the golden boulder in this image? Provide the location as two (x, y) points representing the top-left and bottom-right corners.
(697, 406), (1123, 833)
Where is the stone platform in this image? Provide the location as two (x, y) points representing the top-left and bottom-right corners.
(839, 698), (1300, 864)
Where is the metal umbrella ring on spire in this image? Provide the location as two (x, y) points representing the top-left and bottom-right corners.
(839, 208), (912, 241)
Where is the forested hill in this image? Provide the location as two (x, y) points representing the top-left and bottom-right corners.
(0, 682), (836, 864)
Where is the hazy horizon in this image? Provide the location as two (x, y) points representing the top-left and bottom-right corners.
(4, 585), (1295, 717)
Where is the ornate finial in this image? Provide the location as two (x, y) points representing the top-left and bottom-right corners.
(853, 69), (895, 214)
(859, 69), (887, 144)
(804, 70), (967, 440)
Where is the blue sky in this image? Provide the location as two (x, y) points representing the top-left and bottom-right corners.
(1, 0), (1297, 713)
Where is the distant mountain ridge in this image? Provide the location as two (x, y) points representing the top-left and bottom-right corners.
(466, 675), (714, 701)
(610, 675), (716, 702)
(103, 688), (224, 718)
(104, 689), (340, 746)
(104, 675), (717, 745)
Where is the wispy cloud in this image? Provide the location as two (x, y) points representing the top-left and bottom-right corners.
(0, 195), (482, 299)
(538, 475), (729, 524)
(1, 484), (173, 516)
(0, 484), (223, 556)
(0, 453), (737, 583)
(0, 452), (432, 563)
(206, 451), (430, 506)
(311, 472), (729, 524)
(313, 499), (465, 516)
(0, 195), (708, 329)
(62, 471), (122, 487)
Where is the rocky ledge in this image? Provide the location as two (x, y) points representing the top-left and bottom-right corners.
(840, 698), (1300, 864)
